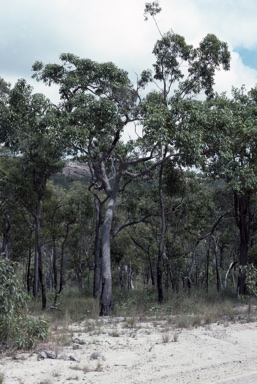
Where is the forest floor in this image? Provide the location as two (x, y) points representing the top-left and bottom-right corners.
(1, 306), (257, 384)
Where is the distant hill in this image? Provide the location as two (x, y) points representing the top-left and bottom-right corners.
(62, 161), (91, 181)
(51, 161), (91, 188)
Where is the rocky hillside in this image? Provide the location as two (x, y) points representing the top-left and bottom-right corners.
(62, 161), (91, 181)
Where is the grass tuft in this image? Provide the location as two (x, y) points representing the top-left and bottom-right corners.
(125, 317), (137, 328)
(173, 332), (179, 342)
(162, 332), (170, 343)
(0, 372), (4, 384)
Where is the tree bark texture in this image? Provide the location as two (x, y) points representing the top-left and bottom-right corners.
(27, 245), (32, 293)
(206, 237), (211, 293)
(93, 197), (102, 299)
(100, 192), (117, 316)
(52, 236), (58, 305)
(35, 200), (46, 310)
(59, 221), (73, 294)
(157, 162), (166, 304)
(212, 236), (223, 292)
(234, 192), (251, 295)
(33, 245), (39, 297)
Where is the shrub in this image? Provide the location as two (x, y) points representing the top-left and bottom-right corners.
(0, 259), (48, 349)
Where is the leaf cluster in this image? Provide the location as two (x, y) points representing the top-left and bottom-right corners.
(0, 259), (48, 349)
(201, 86), (257, 194)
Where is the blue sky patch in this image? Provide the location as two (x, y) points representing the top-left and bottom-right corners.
(235, 47), (257, 69)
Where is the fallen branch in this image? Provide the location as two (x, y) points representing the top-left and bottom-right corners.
(45, 305), (62, 311)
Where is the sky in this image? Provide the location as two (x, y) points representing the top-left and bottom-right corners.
(1, 0), (257, 101)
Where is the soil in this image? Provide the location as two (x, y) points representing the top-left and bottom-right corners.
(1, 314), (257, 384)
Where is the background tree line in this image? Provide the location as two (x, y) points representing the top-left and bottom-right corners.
(0, 3), (257, 316)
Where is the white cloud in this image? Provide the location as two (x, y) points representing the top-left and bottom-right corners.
(215, 52), (257, 95)
(1, 0), (257, 95)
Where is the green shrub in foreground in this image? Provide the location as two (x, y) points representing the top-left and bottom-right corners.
(0, 259), (48, 349)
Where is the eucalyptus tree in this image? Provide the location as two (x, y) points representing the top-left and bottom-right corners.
(0, 157), (17, 259)
(0, 155), (41, 293)
(0, 79), (65, 309)
(32, 55), (175, 315)
(59, 181), (94, 293)
(112, 172), (158, 288)
(140, 2), (231, 303)
(201, 86), (257, 294)
(31, 1), (231, 312)
(0, 158), (35, 265)
(42, 181), (94, 303)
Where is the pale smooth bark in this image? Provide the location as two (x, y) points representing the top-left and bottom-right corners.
(100, 191), (117, 316)
(93, 197), (103, 299)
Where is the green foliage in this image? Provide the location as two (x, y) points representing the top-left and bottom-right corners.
(30, 290), (100, 323)
(240, 264), (257, 297)
(0, 78), (65, 199)
(144, 1), (162, 21)
(139, 30), (230, 101)
(11, 316), (48, 350)
(0, 4), (245, 311)
(202, 87), (257, 194)
(113, 287), (239, 322)
(113, 288), (157, 316)
(0, 259), (48, 349)
(153, 32), (192, 82)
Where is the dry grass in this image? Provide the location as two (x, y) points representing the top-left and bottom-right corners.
(162, 332), (170, 343)
(95, 361), (103, 372)
(176, 314), (193, 328)
(83, 366), (91, 373)
(26, 287), (255, 360)
(109, 329), (120, 337)
(86, 364), (102, 373)
(70, 365), (83, 371)
(173, 332), (179, 342)
(30, 294), (100, 325)
(52, 370), (61, 377)
(0, 372), (4, 384)
(124, 316), (138, 328)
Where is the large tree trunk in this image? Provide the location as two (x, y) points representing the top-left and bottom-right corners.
(149, 253), (155, 286)
(27, 236), (32, 293)
(212, 236), (223, 292)
(27, 250), (31, 292)
(52, 235), (58, 305)
(157, 161), (166, 304)
(234, 192), (251, 295)
(58, 222), (72, 294)
(33, 245), (39, 297)
(93, 196), (102, 299)
(35, 200), (46, 310)
(205, 236), (211, 293)
(100, 192), (117, 316)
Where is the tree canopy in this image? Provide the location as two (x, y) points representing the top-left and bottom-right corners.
(0, 3), (257, 323)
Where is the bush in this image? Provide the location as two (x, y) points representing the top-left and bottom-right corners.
(0, 259), (48, 349)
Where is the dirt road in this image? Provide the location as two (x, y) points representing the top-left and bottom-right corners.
(1, 317), (257, 384)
